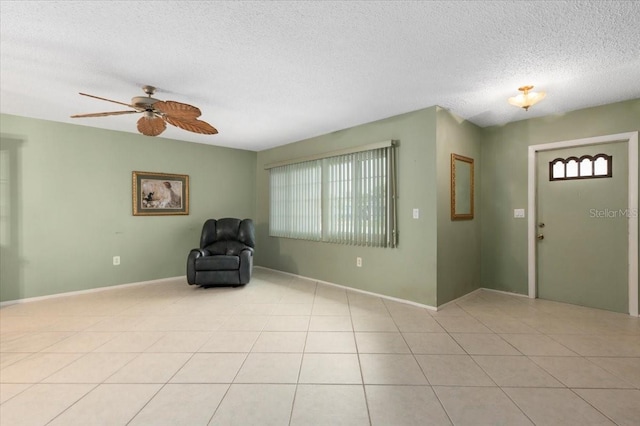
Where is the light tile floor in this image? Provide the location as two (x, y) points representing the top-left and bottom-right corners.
(1, 268), (639, 425)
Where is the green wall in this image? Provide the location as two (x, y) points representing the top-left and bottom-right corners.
(256, 107), (441, 306)
(480, 99), (640, 310)
(0, 114), (256, 302)
(436, 107), (483, 305)
(3, 98), (637, 312)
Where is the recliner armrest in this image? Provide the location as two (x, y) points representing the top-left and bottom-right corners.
(238, 248), (254, 285)
(239, 248), (253, 265)
(187, 248), (206, 284)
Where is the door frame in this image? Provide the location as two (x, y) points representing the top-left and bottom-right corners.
(527, 132), (639, 316)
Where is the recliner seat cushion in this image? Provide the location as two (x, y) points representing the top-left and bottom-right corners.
(195, 255), (240, 271)
(204, 241), (249, 256)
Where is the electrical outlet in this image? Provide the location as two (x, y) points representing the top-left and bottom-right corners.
(356, 257), (362, 267)
(514, 209), (525, 218)
(113, 256), (120, 266)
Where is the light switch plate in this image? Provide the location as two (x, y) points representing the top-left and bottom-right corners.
(514, 209), (525, 218)
(413, 208), (419, 219)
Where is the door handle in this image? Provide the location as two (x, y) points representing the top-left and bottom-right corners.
(537, 234), (544, 240)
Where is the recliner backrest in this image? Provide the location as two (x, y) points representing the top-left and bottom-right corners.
(237, 219), (255, 248)
(200, 218), (255, 250)
(216, 218), (242, 241)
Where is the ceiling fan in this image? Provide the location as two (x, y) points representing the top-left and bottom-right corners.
(70, 85), (218, 137)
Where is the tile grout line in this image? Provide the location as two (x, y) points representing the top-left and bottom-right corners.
(287, 279), (317, 426)
(383, 298), (455, 426)
(40, 382), (101, 426)
(450, 300), (538, 425)
(348, 289), (374, 426)
(459, 295), (639, 423)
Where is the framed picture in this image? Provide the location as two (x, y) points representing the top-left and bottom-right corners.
(132, 171), (189, 216)
(451, 153), (474, 220)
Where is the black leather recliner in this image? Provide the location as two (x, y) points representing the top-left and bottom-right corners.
(187, 218), (255, 287)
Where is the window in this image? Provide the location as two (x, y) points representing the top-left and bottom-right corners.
(325, 148), (389, 246)
(0, 150), (9, 247)
(549, 154), (612, 181)
(269, 161), (322, 240)
(268, 141), (397, 248)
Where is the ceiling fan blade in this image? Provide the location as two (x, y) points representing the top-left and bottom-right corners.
(164, 116), (218, 135)
(79, 92), (142, 110)
(137, 115), (166, 136)
(70, 110), (139, 118)
(153, 100), (202, 118)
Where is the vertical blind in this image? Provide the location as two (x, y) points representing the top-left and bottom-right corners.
(269, 160), (322, 240)
(268, 141), (397, 248)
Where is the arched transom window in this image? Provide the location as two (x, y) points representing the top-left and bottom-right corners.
(549, 154), (612, 181)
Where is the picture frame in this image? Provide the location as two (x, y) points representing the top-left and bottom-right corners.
(451, 153), (474, 220)
(132, 171), (189, 216)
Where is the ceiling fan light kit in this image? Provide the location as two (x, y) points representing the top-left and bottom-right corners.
(508, 85), (546, 111)
(70, 85), (218, 137)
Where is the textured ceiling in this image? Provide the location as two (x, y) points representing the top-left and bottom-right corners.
(1, 1), (639, 151)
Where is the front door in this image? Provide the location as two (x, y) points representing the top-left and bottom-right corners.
(536, 141), (629, 313)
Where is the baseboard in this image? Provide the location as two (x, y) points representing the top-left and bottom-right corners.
(0, 276), (186, 308)
(481, 287), (529, 298)
(480, 287), (639, 317)
(0, 269), (535, 313)
(254, 267), (539, 311)
(254, 266), (438, 311)
(435, 288), (484, 311)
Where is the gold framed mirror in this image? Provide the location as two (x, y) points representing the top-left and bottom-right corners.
(451, 153), (474, 220)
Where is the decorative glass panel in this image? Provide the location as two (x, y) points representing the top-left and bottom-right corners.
(552, 160), (565, 179)
(580, 158), (593, 176)
(594, 157), (608, 175)
(566, 159), (579, 177)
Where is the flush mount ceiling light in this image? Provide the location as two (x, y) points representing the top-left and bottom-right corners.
(508, 85), (546, 111)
